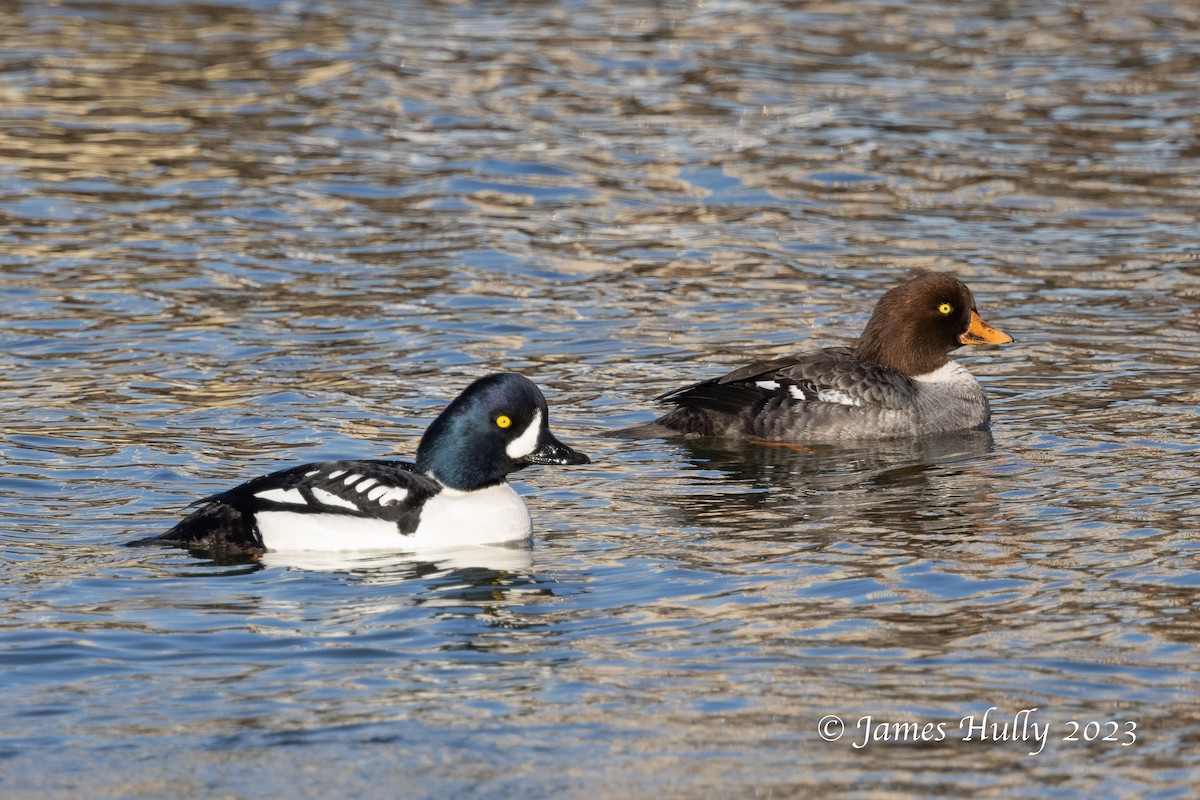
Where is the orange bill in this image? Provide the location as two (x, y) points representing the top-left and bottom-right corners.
(959, 310), (1013, 345)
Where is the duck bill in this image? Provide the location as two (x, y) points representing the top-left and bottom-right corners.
(524, 431), (590, 466)
(959, 310), (1013, 345)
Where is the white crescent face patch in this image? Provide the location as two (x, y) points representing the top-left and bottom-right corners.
(505, 408), (542, 460)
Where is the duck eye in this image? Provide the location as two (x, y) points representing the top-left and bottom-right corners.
(495, 415), (512, 429)
(938, 303), (953, 315)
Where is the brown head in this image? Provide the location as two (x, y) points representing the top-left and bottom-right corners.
(853, 272), (1013, 376)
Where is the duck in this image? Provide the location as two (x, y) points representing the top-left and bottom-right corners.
(615, 272), (1013, 443)
(140, 373), (589, 556)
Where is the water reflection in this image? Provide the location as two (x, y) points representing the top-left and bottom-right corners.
(3, 0), (1200, 796)
(655, 429), (998, 535)
(260, 541), (535, 579)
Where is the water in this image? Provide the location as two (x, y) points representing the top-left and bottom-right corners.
(2, 0), (1198, 797)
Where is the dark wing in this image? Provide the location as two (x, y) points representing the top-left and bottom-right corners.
(658, 347), (917, 413)
(151, 459), (442, 551)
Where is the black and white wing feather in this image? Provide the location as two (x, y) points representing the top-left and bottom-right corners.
(155, 459), (442, 552)
(646, 347), (923, 441)
(658, 347), (917, 412)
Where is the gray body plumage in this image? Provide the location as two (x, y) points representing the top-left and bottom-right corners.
(646, 347), (991, 443)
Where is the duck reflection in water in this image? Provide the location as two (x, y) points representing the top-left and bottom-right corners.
(653, 429), (1002, 543)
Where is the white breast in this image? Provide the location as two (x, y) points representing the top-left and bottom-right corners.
(912, 360), (972, 384)
(411, 483), (532, 548)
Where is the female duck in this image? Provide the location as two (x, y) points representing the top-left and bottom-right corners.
(621, 272), (1013, 443)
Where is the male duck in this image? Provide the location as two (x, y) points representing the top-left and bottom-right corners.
(619, 272), (1013, 443)
(145, 373), (589, 555)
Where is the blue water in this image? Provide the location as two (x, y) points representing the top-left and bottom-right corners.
(2, 1), (1199, 797)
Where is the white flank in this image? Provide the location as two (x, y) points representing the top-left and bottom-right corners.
(257, 512), (407, 552)
(254, 483), (530, 552)
(756, 380), (781, 390)
(312, 487), (358, 510)
(255, 487), (307, 505)
(505, 409), (542, 460)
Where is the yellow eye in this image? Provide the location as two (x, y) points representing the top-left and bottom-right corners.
(938, 303), (953, 315)
(495, 415), (512, 429)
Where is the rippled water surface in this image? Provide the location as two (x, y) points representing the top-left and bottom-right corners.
(2, 1), (1199, 797)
